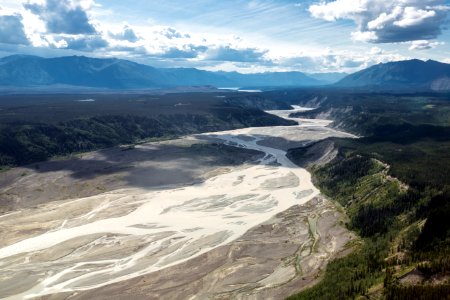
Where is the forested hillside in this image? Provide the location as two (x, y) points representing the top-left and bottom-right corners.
(0, 93), (294, 167)
(287, 92), (450, 299)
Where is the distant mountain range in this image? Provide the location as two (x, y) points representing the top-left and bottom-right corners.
(307, 72), (348, 84)
(335, 59), (450, 91)
(1, 55), (449, 91)
(0, 55), (329, 89)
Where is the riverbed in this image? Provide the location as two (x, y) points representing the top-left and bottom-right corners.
(0, 106), (354, 299)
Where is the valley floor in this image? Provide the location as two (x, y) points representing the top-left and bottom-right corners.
(0, 107), (354, 299)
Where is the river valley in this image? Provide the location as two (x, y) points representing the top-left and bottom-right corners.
(0, 106), (355, 300)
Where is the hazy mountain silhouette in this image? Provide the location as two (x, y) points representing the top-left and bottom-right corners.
(336, 59), (450, 91)
(0, 55), (327, 89)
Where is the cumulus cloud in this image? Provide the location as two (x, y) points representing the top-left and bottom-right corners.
(277, 54), (365, 72)
(156, 27), (190, 39)
(24, 0), (96, 34)
(409, 40), (444, 50)
(309, 0), (449, 43)
(0, 14), (29, 45)
(109, 25), (139, 42)
(160, 45), (208, 59)
(200, 48), (398, 74)
(204, 46), (268, 62)
(370, 47), (384, 55)
(62, 35), (108, 51)
(271, 47), (408, 73)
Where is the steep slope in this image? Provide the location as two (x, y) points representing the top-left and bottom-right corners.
(335, 59), (450, 91)
(287, 92), (450, 300)
(0, 55), (166, 88)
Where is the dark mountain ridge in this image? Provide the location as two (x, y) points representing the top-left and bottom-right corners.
(0, 55), (325, 89)
(4, 55), (449, 91)
(335, 59), (450, 91)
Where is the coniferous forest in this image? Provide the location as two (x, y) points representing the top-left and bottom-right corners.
(287, 91), (450, 299)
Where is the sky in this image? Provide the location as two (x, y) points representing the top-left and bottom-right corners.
(0, 0), (449, 73)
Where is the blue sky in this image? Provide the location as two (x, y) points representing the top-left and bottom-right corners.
(0, 0), (449, 73)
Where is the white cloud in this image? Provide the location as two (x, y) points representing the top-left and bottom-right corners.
(308, 0), (367, 22)
(351, 30), (378, 42)
(367, 7), (402, 30)
(409, 40), (444, 50)
(394, 7), (436, 28)
(262, 47), (408, 73)
(309, 0), (449, 43)
(155, 27), (190, 39)
(203, 46), (268, 62)
(370, 46), (384, 55)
